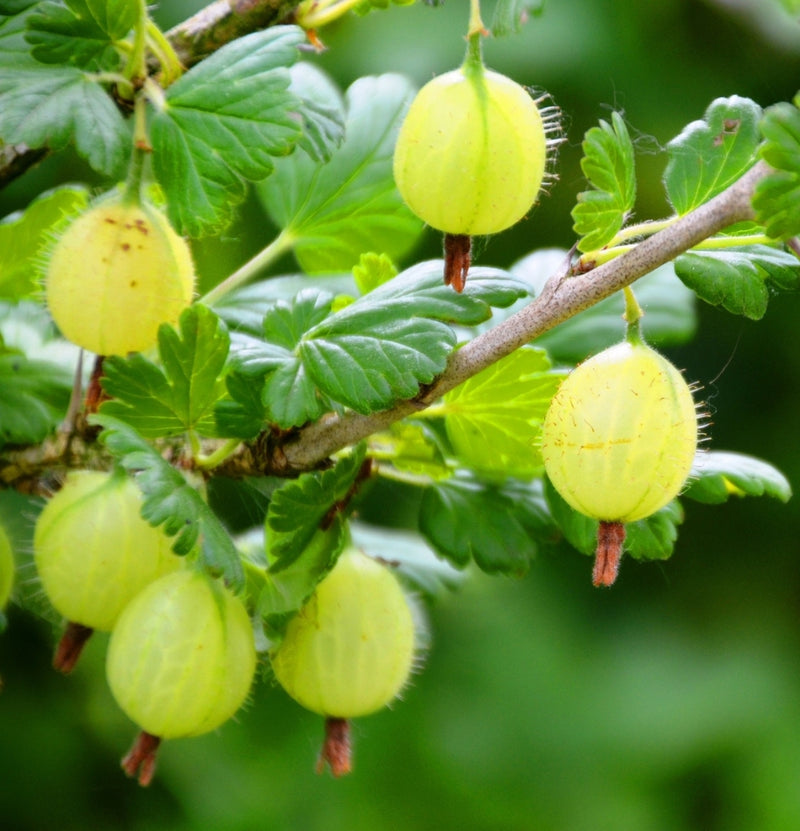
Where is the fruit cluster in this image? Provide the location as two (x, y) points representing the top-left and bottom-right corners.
(25, 472), (419, 784)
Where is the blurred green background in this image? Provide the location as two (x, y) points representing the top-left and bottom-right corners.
(3, 1), (800, 829)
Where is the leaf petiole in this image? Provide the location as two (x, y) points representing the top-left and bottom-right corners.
(123, 0), (150, 84)
(580, 226), (775, 269)
(145, 19), (184, 87)
(196, 439), (243, 471)
(200, 229), (296, 306)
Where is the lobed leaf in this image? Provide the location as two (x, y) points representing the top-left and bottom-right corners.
(752, 99), (800, 238)
(266, 448), (367, 568)
(674, 244), (800, 320)
(93, 415), (244, 589)
(150, 26), (306, 236)
(0, 352), (71, 448)
(572, 111), (636, 252)
(258, 73), (423, 273)
(665, 96), (762, 215)
(350, 520), (464, 597)
(99, 305), (230, 437)
(0, 1), (41, 67)
(544, 476), (683, 563)
(685, 450), (792, 504)
(26, 0), (134, 70)
(419, 477), (549, 575)
(441, 347), (565, 480)
(227, 263), (526, 429)
(0, 184), (88, 298)
(370, 421), (451, 481)
(258, 520), (346, 633)
(288, 62), (345, 163)
(0, 64), (130, 176)
(211, 273), (357, 336)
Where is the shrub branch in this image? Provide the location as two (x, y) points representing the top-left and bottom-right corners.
(274, 160), (768, 471)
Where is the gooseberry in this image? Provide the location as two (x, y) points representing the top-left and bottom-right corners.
(393, 60), (549, 290)
(541, 337), (698, 585)
(394, 67), (547, 237)
(34, 469), (182, 671)
(106, 569), (256, 785)
(270, 547), (417, 775)
(45, 195), (195, 356)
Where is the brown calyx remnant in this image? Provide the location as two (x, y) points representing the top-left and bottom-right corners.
(53, 621), (94, 674)
(121, 731), (162, 787)
(316, 717), (352, 777)
(593, 520), (626, 587)
(443, 233), (471, 292)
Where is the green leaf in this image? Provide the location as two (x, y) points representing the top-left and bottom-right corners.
(211, 273), (357, 336)
(684, 450), (792, 504)
(491, 0), (546, 35)
(99, 305), (230, 438)
(371, 421), (451, 481)
(266, 448), (367, 568)
(440, 347), (564, 480)
(665, 96), (762, 215)
(753, 99), (800, 238)
(214, 370), (267, 439)
(149, 26), (306, 237)
(0, 184), (88, 298)
(258, 521), (345, 630)
(288, 62), (345, 163)
(625, 501), (683, 562)
(93, 414), (244, 589)
(0, 352), (71, 448)
(0, 0), (48, 67)
(674, 244), (800, 320)
(572, 111), (636, 252)
(258, 73), (423, 273)
(0, 64), (130, 176)
(238, 288), (335, 428)
(419, 478), (543, 575)
(510, 251), (696, 362)
(26, 0), (134, 69)
(353, 251), (398, 295)
(544, 476), (683, 563)
(350, 520), (464, 597)
(233, 263), (525, 428)
(299, 262), (525, 415)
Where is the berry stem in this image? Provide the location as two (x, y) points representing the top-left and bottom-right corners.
(593, 521), (626, 587)
(121, 731), (162, 786)
(623, 286), (644, 344)
(53, 621), (94, 674)
(468, 0), (487, 39)
(316, 717), (352, 777)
